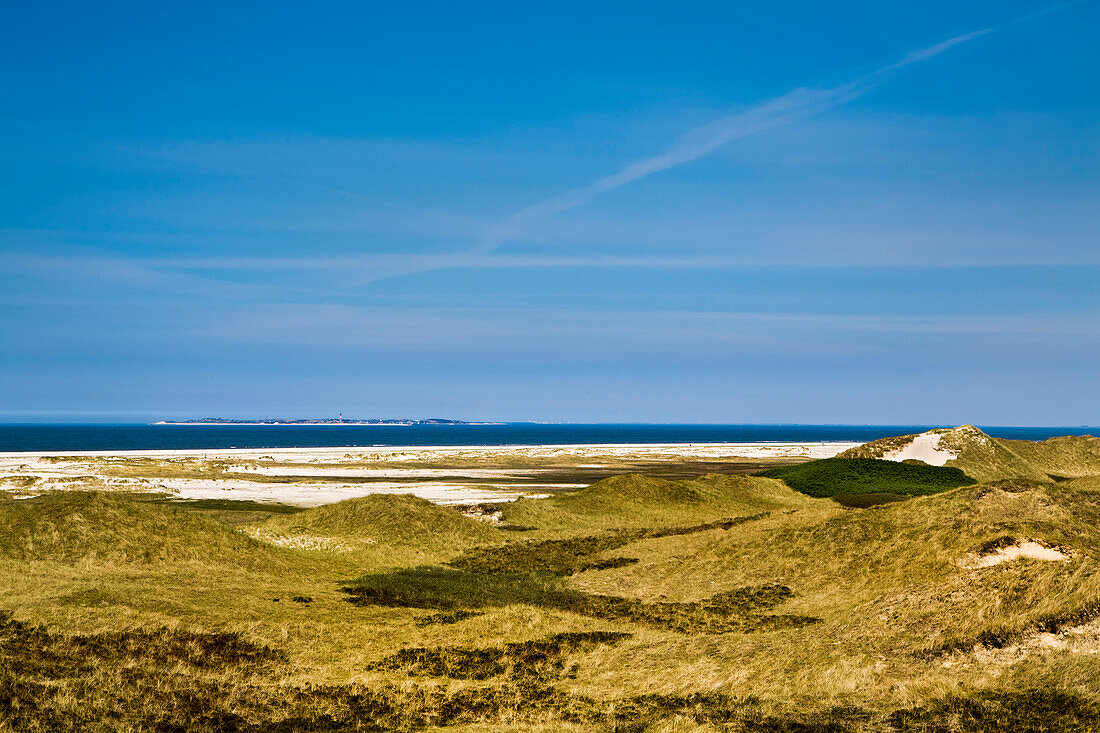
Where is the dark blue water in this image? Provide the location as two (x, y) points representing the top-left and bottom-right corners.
(0, 424), (1094, 452)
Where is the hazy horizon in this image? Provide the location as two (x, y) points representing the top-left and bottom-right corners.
(2, 419), (1097, 429)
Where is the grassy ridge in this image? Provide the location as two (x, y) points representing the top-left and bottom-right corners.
(0, 492), (286, 567)
(257, 493), (500, 545)
(4, 453), (1100, 730)
(450, 512), (769, 575)
(1000, 434), (1100, 479)
(839, 425), (1100, 483)
(502, 473), (813, 532)
(758, 457), (973, 502)
(250, 493), (504, 564)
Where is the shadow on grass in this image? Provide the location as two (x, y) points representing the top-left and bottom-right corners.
(342, 512), (816, 634)
(0, 610), (283, 680)
(341, 567), (816, 634)
(414, 609), (484, 627)
(369, 631), (633, 681)
(4, 611), (1098, 731)
(450, 512), (770, 576)
(831, 492), (907, 508)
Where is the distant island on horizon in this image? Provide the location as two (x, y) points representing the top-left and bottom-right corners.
(152, 418), (499, 426)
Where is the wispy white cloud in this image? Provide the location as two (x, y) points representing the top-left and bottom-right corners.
(471, 27), (993, 257)
(81, 26), (995, 289)
(881, 29), (991, 71)
(192, 304), (1100, 351)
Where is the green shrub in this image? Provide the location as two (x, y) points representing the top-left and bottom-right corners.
(759, 458), (973, 500)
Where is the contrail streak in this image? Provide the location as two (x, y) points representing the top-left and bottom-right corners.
(471, 27), (993, 257)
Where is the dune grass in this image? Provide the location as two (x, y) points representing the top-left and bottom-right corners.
(999, 434), (1100, 479)
(839, 425), (1100, 484)
(3, 448), (1100, 730)
(500, 473), (811, 533)
(0, 491), (288, 567)
(247, 493), (505, 566)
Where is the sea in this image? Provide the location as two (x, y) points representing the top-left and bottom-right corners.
(0, 424), (1095, 453)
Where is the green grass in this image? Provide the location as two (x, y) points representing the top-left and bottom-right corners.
(758, 457), (973, 501)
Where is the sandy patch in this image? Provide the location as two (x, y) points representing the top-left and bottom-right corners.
(151, 478), (548, 507)
(231, 466), (533, 479)
(962, 540), (1071, 569)
(883, 432), (957, 466)
(952, 619), (1100, 668)
(248, 533), (355, 552)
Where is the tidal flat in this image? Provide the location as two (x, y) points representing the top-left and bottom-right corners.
(0, 441), (857, 507)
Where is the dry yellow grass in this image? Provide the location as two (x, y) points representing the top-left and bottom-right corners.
(3, 439), (1100, 730)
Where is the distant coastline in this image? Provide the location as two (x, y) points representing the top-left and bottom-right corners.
(152, 418), (501, 426)
(2, 424), (1094, 454)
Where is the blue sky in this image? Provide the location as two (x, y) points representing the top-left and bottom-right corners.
(1, 0), (1097, 424)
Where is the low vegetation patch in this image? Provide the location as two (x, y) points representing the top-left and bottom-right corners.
(369, 631), (632, 681)
(887, 689), (1100, 733)
(343, 512), (813, 634)
(415, 609), (484, 627)
(147, 497), (304, 514)
(759, 458), (973, 501)
(142, 496), (306, 526)
(450, 513), (769, 576)
(0, 610), (283, 679)
(831, 491), (908, 508)
(342, 567), (815, 634)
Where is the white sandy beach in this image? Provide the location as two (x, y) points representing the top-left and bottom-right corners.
(0, 441), (859, 461)
(0, 441), (862, 507)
